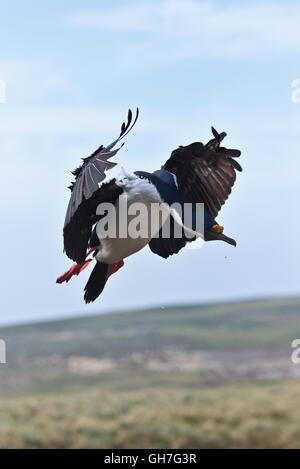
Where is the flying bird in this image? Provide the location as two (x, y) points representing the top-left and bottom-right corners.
(57, 109), (242, 303)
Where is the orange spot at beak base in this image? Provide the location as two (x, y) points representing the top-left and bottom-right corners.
(212, 224), (224, 234)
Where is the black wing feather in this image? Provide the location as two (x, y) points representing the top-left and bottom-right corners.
(62, 109), (139, 263)
(149, 215), (195, 259)
(164, 128), (242, 218)
(64, 108), (139, 227)
(63, 179), (122, 264)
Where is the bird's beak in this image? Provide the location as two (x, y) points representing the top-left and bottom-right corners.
(205, 230), (237, 246)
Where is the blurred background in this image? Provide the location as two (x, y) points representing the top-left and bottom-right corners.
(0, 0), (299, 449)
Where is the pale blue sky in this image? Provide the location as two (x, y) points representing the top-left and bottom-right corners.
(0, 0), (299, 325)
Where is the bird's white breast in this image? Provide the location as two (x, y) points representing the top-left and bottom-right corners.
(95, 175), (169, 264)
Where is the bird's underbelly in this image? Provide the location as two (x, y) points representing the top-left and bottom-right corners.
(96, 235), (151, 264)
(96, 183), (168, 264)
(95, 185), (169, 264)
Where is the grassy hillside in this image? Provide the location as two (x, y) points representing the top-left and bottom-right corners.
(0, 297), (300, 393)
(0, 297), (300, 448)
(1, 380), (300, 449)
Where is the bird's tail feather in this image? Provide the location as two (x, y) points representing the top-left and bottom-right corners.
(84, 260), (124, 303)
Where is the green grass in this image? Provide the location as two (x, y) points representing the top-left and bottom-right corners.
(0, 296), (300, 448)
(1, 379), (300, 449)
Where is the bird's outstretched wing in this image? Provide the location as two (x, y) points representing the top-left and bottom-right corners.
(64, 179), (123, 264)
(63, 108), (139, 263)
(65, 108), (139, 227)
(163, 127), (242, 218)
(149, 215), (191, 259)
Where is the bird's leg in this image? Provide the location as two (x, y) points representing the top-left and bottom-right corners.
(106, 260), (124, 280)
(56, 249), (94, 284)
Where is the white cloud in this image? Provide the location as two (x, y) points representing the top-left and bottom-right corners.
(66, 1), (300, 60)
(0, 60), (68, 105)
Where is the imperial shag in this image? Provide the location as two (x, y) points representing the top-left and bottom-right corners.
(57, 109), (242, 303)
